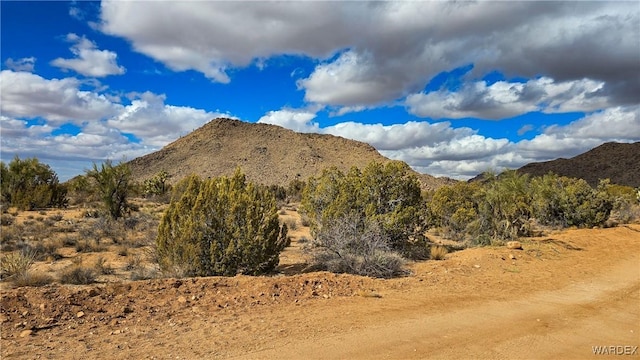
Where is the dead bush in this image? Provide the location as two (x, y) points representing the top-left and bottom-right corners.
(10, 271), (54, 287)
(59, 266), (96, 285)
(75, 239), (106, 253)
(48, 212), (64, 222)
(94, 256), (114, 275)
(305, 213), (407, 278)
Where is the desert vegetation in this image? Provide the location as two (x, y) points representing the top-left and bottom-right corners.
(156, 170), (289, 277)
(1, 156), (639, 288)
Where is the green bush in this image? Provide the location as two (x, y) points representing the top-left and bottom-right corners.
(156, 170), (289, 277)
(603, 183), (638, 224)
(427, 171), (616, 245)
(0, 156), (68, 210)
(301, 161), (423, 254)
(143, 170), (170, 197)
(531, 174), (613, 228)
(427, 181), (482, 240)
(86, 160), (133, 219)
(475, 170), (534, 241)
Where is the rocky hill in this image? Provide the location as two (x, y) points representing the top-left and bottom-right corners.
(517, 142), (640, 188)
(128, 118), (452, 189)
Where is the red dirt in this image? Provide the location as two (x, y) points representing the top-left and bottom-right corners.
(2, 225), (639, 359)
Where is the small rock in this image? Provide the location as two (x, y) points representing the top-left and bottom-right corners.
(20, 329), (33, 337)
(509, 254), (516, 260)
(39, 303), (46, 312)
(322, 294), (329, 299)
(473, 264), (481, 268)
(507, 241), (523, 250)
(76, 311), (85, 319)
(177, 296), (187, 304)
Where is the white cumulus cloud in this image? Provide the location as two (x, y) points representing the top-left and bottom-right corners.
(406, 77), (612, 120)
(98, 1), (638, 113)
(51, 33), (125, 77)
(1, 71), (236, 180)
(258, 108), (320, 133)
(0, 70), (120, 125)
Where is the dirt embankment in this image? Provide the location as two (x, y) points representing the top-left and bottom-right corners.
(2, 225), (639, 359)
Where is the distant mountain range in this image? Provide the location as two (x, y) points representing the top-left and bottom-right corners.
(517, 142), (640, 188)
(128, 118), (454, 190)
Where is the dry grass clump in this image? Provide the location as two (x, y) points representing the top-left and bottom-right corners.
(59, 265), (96, 285)
(0, 250), (36, 279)
(94, 256), (115, 275)
(75, 239), (107, 253)
(286, 219), (298, 231)
(430, 245), (448, 260)
(10, 271), (54, 287)
(355, 289), (382, 298)
(48, 212), (64, 222)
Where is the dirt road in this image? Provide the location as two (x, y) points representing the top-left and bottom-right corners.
(243, 256), (639, 359)
(2, 225), (639, 359)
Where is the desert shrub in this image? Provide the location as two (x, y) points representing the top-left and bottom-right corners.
(1, 214), (14, 226)
(86, 160), (133, 220)
(267, 184), (287, 204)
(10, 271), (54, 287)
(286, 179), (306, 202)
(48, 212), (64, 222)
(75, 239), (106, 253)
(531, 174), (613, 228)
(143, 170), (171, 197)
(27, 242), (62, 261)
(130, 266), (157, 281)
(0, 156), (68, 210)
(59, 266), (96, 285)
(156, 170), (289, 277)
(301, 161), (423, 255)
(306, 213), (406, 278)
(80, 217), (127, 245)
(0, 249), (37, 279)
(474, 170), (534, 241)
(94, 256), (114, 275)
(426, 181), (482, 240)
(123, 254), (143, 271)
(604, 184), (639, 223)
(286, 219), (298, 231)
(429, 245), (448, 260)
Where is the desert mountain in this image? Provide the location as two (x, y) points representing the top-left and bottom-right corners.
(517, 142), (640, 188)
(128, 118), (452, 190)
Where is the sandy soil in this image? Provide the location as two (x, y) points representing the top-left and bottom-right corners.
(2, 223), (639, 359)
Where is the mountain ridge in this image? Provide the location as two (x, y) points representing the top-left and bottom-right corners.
(128, 118), (454, 190)
(516, 141), (640, 188)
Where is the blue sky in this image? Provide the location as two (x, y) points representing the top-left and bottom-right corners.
(1, 1), (639, 181)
